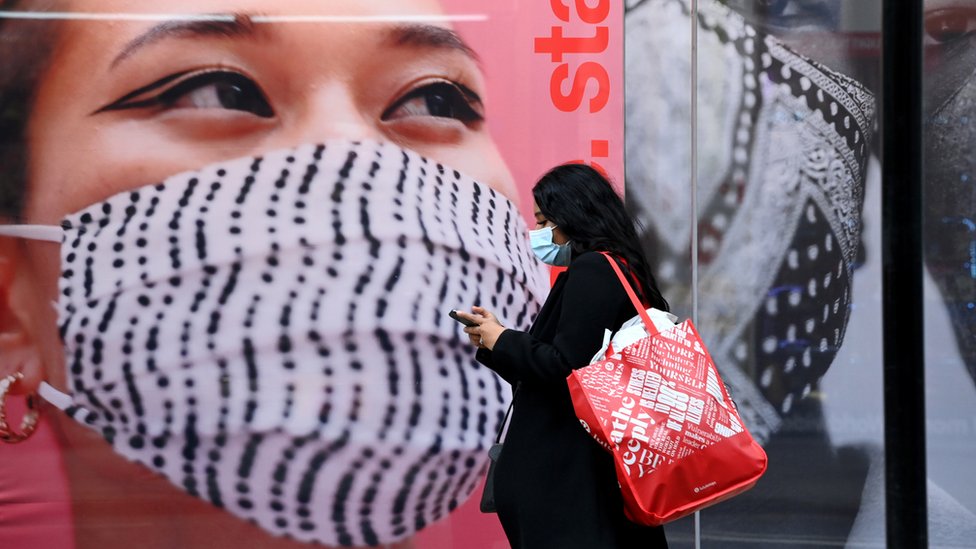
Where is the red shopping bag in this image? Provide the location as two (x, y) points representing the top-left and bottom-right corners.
(567, 253), (767, 526)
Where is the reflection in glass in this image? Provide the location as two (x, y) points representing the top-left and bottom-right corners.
(626, 0), (881, 545)
(922, 0), (976, 544)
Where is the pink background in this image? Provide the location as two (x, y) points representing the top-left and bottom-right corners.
(447, 0), (625, 220)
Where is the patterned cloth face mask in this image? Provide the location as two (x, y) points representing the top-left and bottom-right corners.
(0, 140), (548, 546)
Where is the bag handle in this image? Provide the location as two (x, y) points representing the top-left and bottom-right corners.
(494, 384), (519, 444)
(598, 252), (660, 337)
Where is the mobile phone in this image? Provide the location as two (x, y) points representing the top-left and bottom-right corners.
(449, 309), (479, 328)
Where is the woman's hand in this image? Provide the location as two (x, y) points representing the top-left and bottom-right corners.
(456, 306), (506, 351)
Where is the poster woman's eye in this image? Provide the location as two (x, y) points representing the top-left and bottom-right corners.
(924, 8), (976, 46)
(382, 80), (484, 124)
(755, 0), (790, 17)
(724, 0), (836, 30)
(96, 69), (274, 118)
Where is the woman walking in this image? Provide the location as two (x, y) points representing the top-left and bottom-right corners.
(456, 163), (671, 549)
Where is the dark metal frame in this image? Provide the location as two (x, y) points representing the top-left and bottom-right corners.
(881, 0), (928, 546)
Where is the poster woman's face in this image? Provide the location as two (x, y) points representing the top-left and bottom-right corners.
(24, 0), (515, 224)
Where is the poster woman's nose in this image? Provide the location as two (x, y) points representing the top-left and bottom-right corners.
(290, 83), (385, 145)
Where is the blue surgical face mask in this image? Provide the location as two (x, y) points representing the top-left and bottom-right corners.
(530, 226), (572, 266)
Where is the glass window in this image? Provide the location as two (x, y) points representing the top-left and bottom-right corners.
(922, 0), (976, 545)
(625, 0), (887, 545)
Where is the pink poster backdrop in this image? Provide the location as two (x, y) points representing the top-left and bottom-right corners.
(0, 1), (622, 548)
(448, 0), (624, 215)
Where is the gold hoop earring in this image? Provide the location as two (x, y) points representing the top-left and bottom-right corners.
(0, 373), (40, 444)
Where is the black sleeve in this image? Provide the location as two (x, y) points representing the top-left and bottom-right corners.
(488, 252), (628, 386)
(475, 347), (519, 386)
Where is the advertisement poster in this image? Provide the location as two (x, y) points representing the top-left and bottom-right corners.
(0, 1), (623, 548)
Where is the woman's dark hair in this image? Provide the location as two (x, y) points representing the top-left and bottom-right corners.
(0, 0), (61, 220)
(533, 163), (669, 312)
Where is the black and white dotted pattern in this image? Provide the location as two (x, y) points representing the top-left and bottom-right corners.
(54, 140), (547, 546)
(752, 200), (850, 415)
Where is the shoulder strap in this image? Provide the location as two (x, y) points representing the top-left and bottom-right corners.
(609, 255), (649, 308)
(598, 252), (659, 336)
(494, 384), (518, 444)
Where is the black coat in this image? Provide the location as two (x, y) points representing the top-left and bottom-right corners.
(476, 251), (668, 549)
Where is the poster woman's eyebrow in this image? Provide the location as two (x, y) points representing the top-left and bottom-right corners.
(111, 13), (258, 69)
(387, 23), (479, 63)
